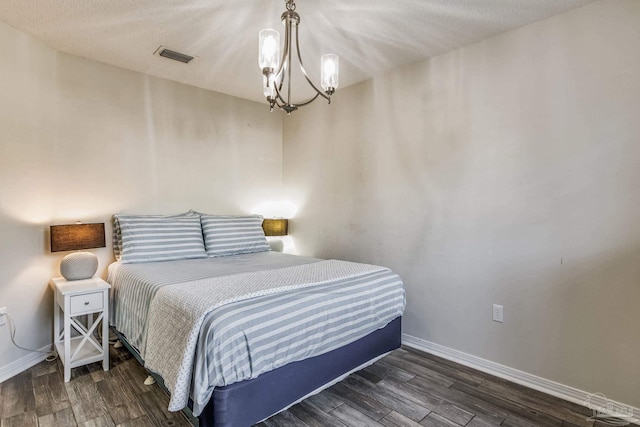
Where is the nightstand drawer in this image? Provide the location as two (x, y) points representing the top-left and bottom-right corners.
(69, 292), (103, 314)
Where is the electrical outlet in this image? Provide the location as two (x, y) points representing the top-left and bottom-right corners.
(492, 304), (504, 323)
(0, 307), (7, 326)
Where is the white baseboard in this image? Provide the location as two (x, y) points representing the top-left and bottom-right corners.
(0, 345), (52, 383)
(402, 334), (639, 425)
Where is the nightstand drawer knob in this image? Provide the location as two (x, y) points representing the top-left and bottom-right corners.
(84, 301), (90, 305)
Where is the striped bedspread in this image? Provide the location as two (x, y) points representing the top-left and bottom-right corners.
(108, 252), (318, 355)
(108, 253), (405, 416)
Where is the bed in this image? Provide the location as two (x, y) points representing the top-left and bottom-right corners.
(107, 213), (405, 426)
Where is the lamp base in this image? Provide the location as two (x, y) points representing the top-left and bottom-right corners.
(60, 252), (98, 281)
(267, 239), (284, 253)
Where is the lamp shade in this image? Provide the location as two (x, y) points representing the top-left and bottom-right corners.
(50, 223), (106, 252)
(262, 218), (288, 236)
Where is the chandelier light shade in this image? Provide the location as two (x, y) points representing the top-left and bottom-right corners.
(321, 54), (339, 93)
(258, 0), (339, 114)
(259, 29), (280, 70)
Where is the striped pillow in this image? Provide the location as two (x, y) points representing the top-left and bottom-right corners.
(119, 216), (207, 263)
(201, 215), (270, 257)
(112, 211), (196, 260)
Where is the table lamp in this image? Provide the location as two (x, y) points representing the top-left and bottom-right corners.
(50, 223), (106, 281)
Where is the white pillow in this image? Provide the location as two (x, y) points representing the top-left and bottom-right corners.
(201, 215), (270, 257)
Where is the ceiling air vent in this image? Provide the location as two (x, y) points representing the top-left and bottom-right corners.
(155, 46), (194, 64)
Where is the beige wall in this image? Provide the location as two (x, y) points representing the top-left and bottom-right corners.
(284, 0), (640, 408)
(0, 21), (282, 372)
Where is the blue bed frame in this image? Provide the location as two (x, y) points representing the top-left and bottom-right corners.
(114, 316), (402, 426)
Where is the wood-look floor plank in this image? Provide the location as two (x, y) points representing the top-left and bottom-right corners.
(136, 388), (191, 427)
(304, 389), (344, 412)
(594, 421), (627, 427)
(419, 412), (463, 427)
(327, 382), (392, 421)
(67, 363), (92, 382)
(378, 377), (476, 425)
(115, 415), (156, 427)
(0, 411), (38, 427)
(404, 376), (509, 425)
(263, 410), (309, 427)
(0, 370), (36, 419)
(432, 401), (474, 426)
(329, 403), (385, 427)
(401, 347), (493, 385)
(37, 407), (77, 427)
(356, 367), (384, 384)
(482, 375), (593, 417)
(96, 374), (146, 425)
(393, 347), (411, 357)
(380, 410), (425, 427)
(79, 414), (115, 427)
(32, 369), (71, 417)
(287, 400), (348, 427)
(346, 373), (431, 422)
(383, 354), (456, 389)
(403, 348), (498, 383)
(400, 352), (486, 387)
(30, 360), (58, 378)
(477, 378), (593, 426)
(450, 380), (565, 426)
(370, 359), (417, 382)
(376, 376), (440, 411)
(501, 413), (547, 427)
(115, 358), (151, 396)
(88, 355), (121, 384)
(465, 416), (502, 427)
(64, 374), (110, 424)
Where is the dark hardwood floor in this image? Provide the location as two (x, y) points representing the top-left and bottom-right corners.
(0, 343), (630, 427)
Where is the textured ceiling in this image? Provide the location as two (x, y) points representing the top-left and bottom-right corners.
(0, 0), (596, 104)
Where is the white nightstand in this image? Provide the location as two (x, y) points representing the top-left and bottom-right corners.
(49, 277), (111, 382)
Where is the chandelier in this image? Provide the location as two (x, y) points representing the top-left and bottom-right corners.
(258, 0), (339, 114)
